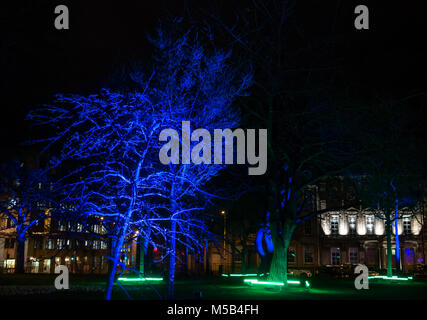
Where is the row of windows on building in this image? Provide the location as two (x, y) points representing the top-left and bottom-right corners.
(287, 246), (359, 265)
(329, 215), (413, 235)
(33, 238), (109, 250)
(2, 255), (108, 272)
(53, 221), (105, 234)
(1, 217), (105, 234)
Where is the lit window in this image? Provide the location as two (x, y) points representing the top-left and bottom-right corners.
(92, 224), (100, 234)
(366, 215), (375, 235)
(56, 239), (66, 249)
(46, 239), (55, 250)
(403, 216), (412, 234)
(348, 216), (356, 235)
(93, 240), (100, 249)
(330, 216), (339, 235)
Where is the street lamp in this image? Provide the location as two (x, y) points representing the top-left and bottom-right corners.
(221, 210), (227, 273)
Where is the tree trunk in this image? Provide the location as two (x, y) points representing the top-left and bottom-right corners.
(241, 250), (247, 274)
(269, 218), (296, 285)
(167, 219), (177, 299)
(136, 236), (144, 275)
(394, 201), (400, 273)
(106, 233), (126, 300)
(269, 235), (287, 283)
(386, 214), (393, 277)
(15, 234), (26, 274)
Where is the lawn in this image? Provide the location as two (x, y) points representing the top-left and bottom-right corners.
(1, 274), (427, 300)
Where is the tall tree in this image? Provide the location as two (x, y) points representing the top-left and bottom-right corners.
(204, 0), (365, 283)
(28, 21), (251, 299)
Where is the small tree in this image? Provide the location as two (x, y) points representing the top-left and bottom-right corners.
(0, 159), (57, 273)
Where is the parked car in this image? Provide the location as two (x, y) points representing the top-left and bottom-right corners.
(288, 267), (313, 278)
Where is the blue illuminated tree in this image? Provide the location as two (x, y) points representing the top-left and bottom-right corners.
(128, 22), (252, 298)
(28, 21), (251, 299)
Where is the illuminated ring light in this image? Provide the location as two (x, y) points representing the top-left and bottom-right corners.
(256, 227), (274, 257)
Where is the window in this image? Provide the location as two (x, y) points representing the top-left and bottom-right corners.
(403, 217), (412, 234)
(304, 220), (312, 235)
(349, 248), (358, 264)
(4, 238), (15, 249)
(33, 239), (43, 250)
(68, 222), (76, 232)
(46, 239), (55, 250)
(304, 246), (313, 263)
(76, 223), (83, 232)
(100, 256), (105, 269)
(92, 224), (100, 234)
(331, 248), (341, 265)
(366, 215), (375, 235)
(330, 216), (339, 235)
(93, 240), (101, 249)
(43, 259), (51, 273)
(55, 257), (61, 266)
(56, 239), (66, 249)
(4, 259), (15, 269)
(288, 247), (296, 263)
(101, 241), (108, 250)
(57, 221), (66, 232)
(348, 216), (357, 235)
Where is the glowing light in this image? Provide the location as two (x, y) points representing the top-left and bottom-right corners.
(305, 280), (311, 288)
(117, 277), (163, 282)
(243, 278), (308, 287)
(368, 275), (412, 281)
(222, 273), (258, 277)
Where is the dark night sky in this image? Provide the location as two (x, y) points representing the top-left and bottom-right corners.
(1, 0), (426, 159)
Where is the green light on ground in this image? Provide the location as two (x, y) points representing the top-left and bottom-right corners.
(368, 275), (412, 281)
(305, 280), (311, 288)
(244, 278), (307, 287)
(118, 277), (163, 282)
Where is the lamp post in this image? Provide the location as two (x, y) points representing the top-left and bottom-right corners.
(221, 210), (226, 273)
